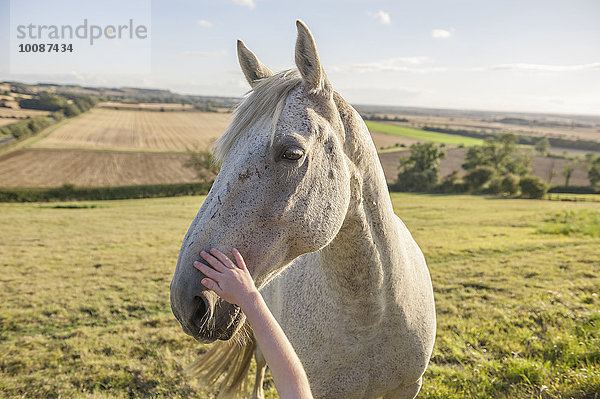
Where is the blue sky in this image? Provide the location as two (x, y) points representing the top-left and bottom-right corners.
(1, 0), (599, 115)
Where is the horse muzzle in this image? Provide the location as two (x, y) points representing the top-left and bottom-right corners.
(170, 278), (243, 343)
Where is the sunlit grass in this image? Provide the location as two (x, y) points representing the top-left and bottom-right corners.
(0, 194), (598, 398)
(365, 121), (484, 147)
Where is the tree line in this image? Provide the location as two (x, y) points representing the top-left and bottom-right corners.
(391, 134), (600, 199)
(0, 92), (98, 141)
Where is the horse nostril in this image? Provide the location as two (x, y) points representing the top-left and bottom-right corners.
(191, 295), (210, 331)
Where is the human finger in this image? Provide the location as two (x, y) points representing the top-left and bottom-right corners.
(210, 248), (236, 269)
(232, 248), (248, 272)
(201, 278), (223, 296)
(194, 260), (222, 281)
(200, 250), (228, 273)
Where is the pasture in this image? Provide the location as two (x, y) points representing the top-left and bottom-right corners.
(365, 121), (484, 147)
(31, 108), (230, 152)
(0, 194), (598, 398)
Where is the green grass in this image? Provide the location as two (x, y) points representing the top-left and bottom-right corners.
(366, 121), (485, 147)
(537, 209), (600, 237)
(1, 195), (599, 398)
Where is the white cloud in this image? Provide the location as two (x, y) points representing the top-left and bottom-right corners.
(183, 50), (227, 57)
(466, 62), (600, 73)
(331, 56), (446, 74)
(233, 0), (255, 8)
(486, 62), (600, 72)
(369, 10), (391, 25)
(197, 19), (213, 28)
(431, 28), (454, 39)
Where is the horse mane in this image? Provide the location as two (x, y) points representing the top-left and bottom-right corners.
(213, 69), (303, 163)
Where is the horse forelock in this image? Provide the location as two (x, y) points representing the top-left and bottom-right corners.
(213, 69), (303, 163)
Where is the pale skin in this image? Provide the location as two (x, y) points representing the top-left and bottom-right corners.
(194, 248), (314, 399)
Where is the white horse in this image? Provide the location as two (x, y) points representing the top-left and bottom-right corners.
(170, 21), (436, 399)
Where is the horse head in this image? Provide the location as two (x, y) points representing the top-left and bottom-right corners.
(170, 21), (353, 342)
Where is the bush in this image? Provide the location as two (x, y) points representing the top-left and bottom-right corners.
(63, 103), (81, 117)
(184, 150), (220, 183)
(464, 166), (495, 192)
(500, 174), (520, 196)
(436, 171), (467, 193)
(395, 170), (438, 192)
(519, 176), (548, 199)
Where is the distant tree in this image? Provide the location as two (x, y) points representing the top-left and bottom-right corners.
(584, 154), (600, 189)
(394, 142), (445, 192)
(463, 133), (531, 176)
(184, 149), (220, 183)
(519, 176), (548, 199)
(534, 137), (550, 157)
(563, 157), (580, 187)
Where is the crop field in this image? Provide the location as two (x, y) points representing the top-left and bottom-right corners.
(0, 194), (598, 398)
(31, 108), (231, 152)
(0, 149), (197, 188)
(366, 121), (484, 147)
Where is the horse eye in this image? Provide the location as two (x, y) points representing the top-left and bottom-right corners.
(282, 147), (304, 161)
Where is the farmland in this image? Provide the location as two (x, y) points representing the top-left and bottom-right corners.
(0, 149), (197, 187)
(0, 194), (598, 398)
(366, 121), (484, 147)
(0, 108), (232, 188)
(31, 108), (230, 152)
(378, 148), (592, 186)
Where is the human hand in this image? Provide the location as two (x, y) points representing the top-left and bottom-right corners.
(193, 248), (259, 309)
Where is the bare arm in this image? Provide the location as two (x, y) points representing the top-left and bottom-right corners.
(194, 248), (313, 399)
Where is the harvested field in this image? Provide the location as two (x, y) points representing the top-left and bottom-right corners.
(370, 130), (423, 150)
(32, 108), (230, 152)
(0, 149), (197, 188)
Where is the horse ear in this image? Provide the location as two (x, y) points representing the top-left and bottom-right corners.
(295, 20), (332, 96)
(237, 40), (273, 87)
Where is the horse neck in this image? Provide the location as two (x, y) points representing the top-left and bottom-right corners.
(318, 95), (404, 324)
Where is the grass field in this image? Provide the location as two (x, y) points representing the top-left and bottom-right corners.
(0, 194), (598, 398)
(31, 108), (230, 152)
(366, 121), (484, 147)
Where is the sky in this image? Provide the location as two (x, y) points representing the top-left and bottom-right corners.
(1, 0), (599, 115)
